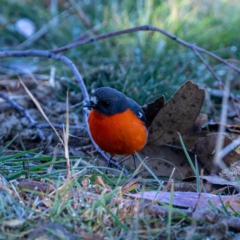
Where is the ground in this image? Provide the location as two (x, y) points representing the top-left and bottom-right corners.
(1, 0), (240, 239)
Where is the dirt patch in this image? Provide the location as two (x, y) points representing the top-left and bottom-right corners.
(0, 81), (90, 156)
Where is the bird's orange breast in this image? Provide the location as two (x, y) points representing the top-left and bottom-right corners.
(88, 109), (148, 155)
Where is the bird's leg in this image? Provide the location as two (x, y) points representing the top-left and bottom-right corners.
(132, 154), (137, 170)
(105, 155), (137, 175)
(105, 155), (114, 174)
(132, 154), (139, 178)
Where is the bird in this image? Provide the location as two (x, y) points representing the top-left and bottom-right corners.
(84, 87), (148, 172)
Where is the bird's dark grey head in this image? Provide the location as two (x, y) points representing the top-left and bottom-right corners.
(84, 87), (146, 124)
(84, 87), (128, 116)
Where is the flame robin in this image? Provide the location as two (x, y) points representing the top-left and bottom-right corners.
(84, 87), (148, 171)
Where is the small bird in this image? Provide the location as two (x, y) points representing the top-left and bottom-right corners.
(84, 87), (148, 171)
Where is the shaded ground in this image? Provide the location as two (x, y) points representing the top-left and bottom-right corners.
(0, 79), (90, 156)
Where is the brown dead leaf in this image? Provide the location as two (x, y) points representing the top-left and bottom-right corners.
(126, 191), (240, 212)
(183, 113), (208, 136)
(142, 95), (165, 128)
(147, 81), (205, 146)
(174, 131), (209, 150)
(173, 113), (208, 149)
(200, 174), (239, 187)
(192, 133), (240, 172)
(97, 145), (200, 179)
(137, 145), (203, 179)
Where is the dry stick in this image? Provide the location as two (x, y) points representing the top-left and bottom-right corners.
(52, 25), (240, 75)
(192, 48), (224, 87)
(36, 123), (87, 131)
(0, 91), (45, 141)
(20, 77), (64, 145)
(0, 51), (125, 172)
(193, 48), (240, 118)
(219, 136), (240, 159)
(212, 74), (230, 172)
(0, 50), (88, 100)
(78, 191), (240, 232)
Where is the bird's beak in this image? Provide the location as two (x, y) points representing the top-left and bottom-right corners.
(83, 101), (95, 108)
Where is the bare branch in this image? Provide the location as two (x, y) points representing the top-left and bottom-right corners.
(52, 25), (240, 74)
(0, 51), (89, 102)
(36, 123), (86, 131)
(193, 48), (240, 118)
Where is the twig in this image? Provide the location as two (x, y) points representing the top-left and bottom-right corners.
(52, 25), (240, 75)
(0, 50), (89, 102)
(192, 48), (223, 87)
(219, 136), (240, 159)
(36, 123), (86, 131)
(212, 73), (230, 172)
(0, 91), (45, 141)
(193, 48), (240, 118)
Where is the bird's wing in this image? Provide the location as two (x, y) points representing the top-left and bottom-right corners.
(127, 97), (146, 124)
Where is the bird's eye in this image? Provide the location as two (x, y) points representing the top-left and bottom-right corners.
(102, 101), (110, 107)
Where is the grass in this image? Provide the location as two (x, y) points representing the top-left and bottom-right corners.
(0, 140), (238, 239)
(0, 148), (167, 239)
(1, 0), (240, 239)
